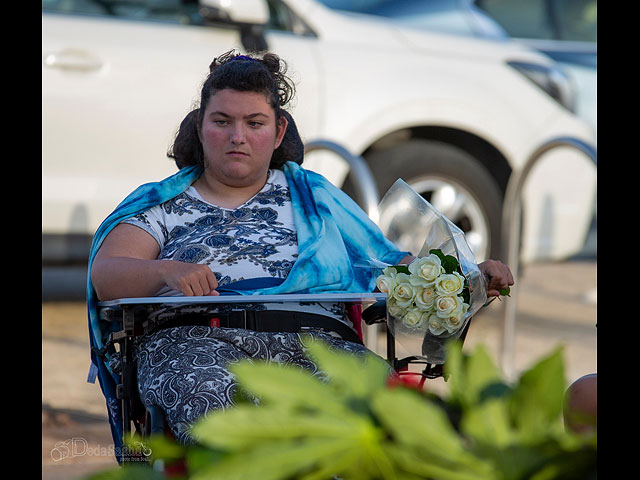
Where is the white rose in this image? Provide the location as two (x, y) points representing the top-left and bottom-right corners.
(376, 274), (395, 294)
(408, 254), (443, 286)
(414, 285), (437, 310)
(443, 303), (470, 333)
(434, 272), (466, 296)
(435, 295), (464, 319)
(387, 297), (407, 319)
(427, 313), (446, 335)
(391, 273), (417, 308)
(402, 308), (428, 331)
(382, 266), (399, 277)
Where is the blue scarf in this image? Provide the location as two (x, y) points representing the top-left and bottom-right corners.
(86, 161), (407, 458)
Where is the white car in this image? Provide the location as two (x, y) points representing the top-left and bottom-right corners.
(343, 0), (597, 140)
(42, 0), (596, 272)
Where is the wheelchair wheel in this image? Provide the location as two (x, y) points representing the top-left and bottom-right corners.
(143, 405), (167, 438)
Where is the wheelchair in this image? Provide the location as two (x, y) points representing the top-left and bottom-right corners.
(95, 292), (473, 463)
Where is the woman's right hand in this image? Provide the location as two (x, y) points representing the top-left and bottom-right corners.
(159, 260), (219, 296)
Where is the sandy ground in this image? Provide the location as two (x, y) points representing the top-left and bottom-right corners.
(42, 259), (596, 479)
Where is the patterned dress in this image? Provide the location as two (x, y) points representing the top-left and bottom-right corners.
(118, 169), (370, 443)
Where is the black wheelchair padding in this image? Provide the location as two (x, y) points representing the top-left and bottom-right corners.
(361, 299), (387, 325)
(146, 309), (363, 345)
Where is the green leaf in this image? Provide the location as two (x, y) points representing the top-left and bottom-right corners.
(472, 443), (555, 480)
(461, 397), (513, 447)
(465, 345), (507, 405)
(429, 249), (446, 261)
(371, 387), (464, 464)
(393, 265), (411, 275)
(192, 404), (363, 450)
(445, 342), (508, 409)
(84, 464), (165, 480)
(445, 345), (515, 448)
(192, 416), (395, 480)
(385, 444), (493, 480)
(429, 249), (460, 274)
(304, 340), (391, 398)
(229, 361), (347, 414)
(443, 340), (466, 406)
(299, 447), (379, 480)
(442, 256), (460, 274)
(143, 434), (185, 463)
(300, 430), (398, 480)
(186, 444), (228, 476)
(462, 282), (471, 304)
(190, 437), (358, 480)
(510, 346), (566, 440)
(527, 444), (598, 480)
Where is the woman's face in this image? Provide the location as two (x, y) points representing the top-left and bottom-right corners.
(198, 88), (288, 188)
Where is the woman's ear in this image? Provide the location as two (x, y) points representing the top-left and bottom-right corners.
(274, 114), (289, 149)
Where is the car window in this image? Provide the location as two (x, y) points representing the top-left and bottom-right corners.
(476, 0), (554, 39)
(42, 0), (315, 35)
(266, 0), (315, 35)
(554, 0), (596, 42)
(316, 0), (508, 39)
(477, 0), (596, 42)
(42, 0), (204, 24)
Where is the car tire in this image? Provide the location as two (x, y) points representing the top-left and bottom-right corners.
(348, 139), (503, 261)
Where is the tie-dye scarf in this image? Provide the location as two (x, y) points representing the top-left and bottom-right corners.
(86, 161), (407, 458)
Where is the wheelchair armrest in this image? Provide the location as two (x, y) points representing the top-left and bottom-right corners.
(99, 305), (123, 322)
(362, 299), (387, 325)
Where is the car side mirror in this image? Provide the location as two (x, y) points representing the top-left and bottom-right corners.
(198, 0), (269, 51)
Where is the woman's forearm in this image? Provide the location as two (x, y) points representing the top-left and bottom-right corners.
(91, 257), (170, 301)
(91, 255), (220, 300)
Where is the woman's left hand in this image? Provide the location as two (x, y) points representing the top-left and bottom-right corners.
(479, 260), (514, 297)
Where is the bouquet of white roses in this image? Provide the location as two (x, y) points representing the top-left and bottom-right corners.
(376, 249), (471, 337)
(366, 178), (492, 364)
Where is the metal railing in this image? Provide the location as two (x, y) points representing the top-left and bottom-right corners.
(304, 139), (380, 221)
(499, 136), (597, 378)
(303, 139), (383, 348)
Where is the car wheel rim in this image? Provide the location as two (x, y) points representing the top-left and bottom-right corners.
(408, 176), (491, 261)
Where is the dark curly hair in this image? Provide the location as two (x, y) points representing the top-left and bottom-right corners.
(168, 50), (303, 170)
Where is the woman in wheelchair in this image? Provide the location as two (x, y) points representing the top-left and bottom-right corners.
(88, 50), (513, 451)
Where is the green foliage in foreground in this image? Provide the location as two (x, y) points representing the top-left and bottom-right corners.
(87, 341), (596, 480)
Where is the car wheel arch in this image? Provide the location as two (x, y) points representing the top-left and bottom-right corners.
(343, 125), (515, 260)
(362, 125), (512, 197)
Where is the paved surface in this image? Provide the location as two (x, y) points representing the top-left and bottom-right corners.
(42, 259), (596, 479)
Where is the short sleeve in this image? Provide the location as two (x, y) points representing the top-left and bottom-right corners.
(121, 205), (167, 250)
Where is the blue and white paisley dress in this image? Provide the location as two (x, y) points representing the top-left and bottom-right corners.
(124, 169), (298, 293)
(119, 169), (369, 443)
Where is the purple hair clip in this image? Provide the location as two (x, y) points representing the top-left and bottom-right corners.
(210, 52), (257, 73)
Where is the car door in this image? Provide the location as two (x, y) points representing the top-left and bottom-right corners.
(43, 8), (236, 236)
(43, 0), (320, 240)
